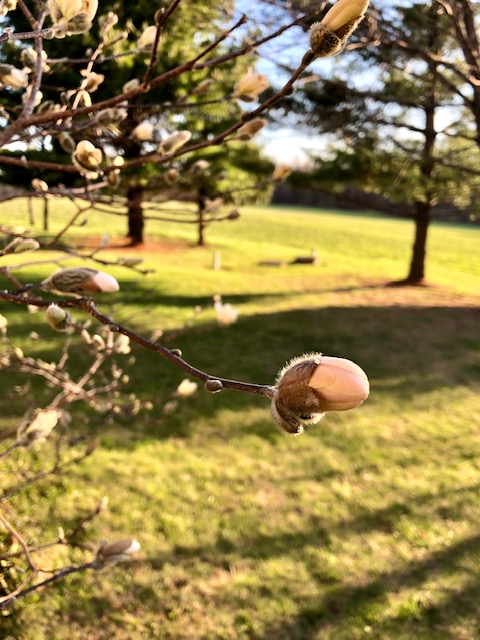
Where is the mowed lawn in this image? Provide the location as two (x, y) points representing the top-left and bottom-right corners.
(1, 201), (480, 639)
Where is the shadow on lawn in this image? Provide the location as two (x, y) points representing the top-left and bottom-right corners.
(258, 530), (480, 640)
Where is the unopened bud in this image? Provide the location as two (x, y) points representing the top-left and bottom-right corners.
(95, 538), (140, 567)
(132, 121), (154, 142)
(232, 69), (270, 102)
(236, 118), (267, 140)
(45, 303), (72, 331)
(271, 353), (369, 435)
(73, 140), (103, 172)
(158, 130), (192, 155)
(123, 78), (140, 93)
(41, 267), (119, 295)
(17, 409), (61, 446)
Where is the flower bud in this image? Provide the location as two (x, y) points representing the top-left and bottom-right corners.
(272, 165), (292, 182)
(95, 539), (140, 567)
(48, 0), (98, 36)
(236, 118), (267, 141)
(73, 140), (103, 172)
(32, 178), (49, 191)
(271, 353), (369, 435)
(132, 121), (154, 142)
(158, 130), (192, 155)
(232, 69), (270, 102)
(3, 237), (40, 254)
(41, 267), (119, 295)
(80, 69), (104, 92)
(137, 24), (158, 51)
(123, 78), (140, 93)
(165, 168), (179, 184)
(0, 0), (17, 16)
(0, 64), (28, 89)
(45, 303), (72, 331)
(17, 409), (61, 446)
(307, 0), (369, 60)
(175, 379), (198, 398)
(57, 132), (76, 153)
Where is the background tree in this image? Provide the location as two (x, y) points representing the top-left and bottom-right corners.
(271, 1), (480, 284)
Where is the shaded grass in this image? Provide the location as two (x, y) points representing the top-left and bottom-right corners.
(1, 201), (480, 639)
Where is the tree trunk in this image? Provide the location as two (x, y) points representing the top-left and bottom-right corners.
(126, 185), (144, 245)
(43, 198), (49, 231)
(405, 200), (431, 283)
(196, 187), (207, 246)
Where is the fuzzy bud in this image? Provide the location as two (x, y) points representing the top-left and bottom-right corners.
(48, 0), (98, 36)
(17, 409), (61, 446)
(232, 69), (270, 102)
(32, 178), (49, 192)
(41, 267), (119, 295)
(132, 121), (154, 142)
(175, 379), (198, 398)
(45, 303), (72, 331)
(271, 353), (369, 435)
(236, 118), (267, 141)
(123, 78), (140, 93)
(306, 0), (369, 61)
(137, 25), (158, 51)
(158, 130), (192, 155)
(3, 237), (40, 254)
(0, 64), (28, 89)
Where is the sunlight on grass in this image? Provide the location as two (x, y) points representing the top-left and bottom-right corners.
(1, 199), (479, 639)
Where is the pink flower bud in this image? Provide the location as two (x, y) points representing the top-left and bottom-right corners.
(308, 356), (369, 411)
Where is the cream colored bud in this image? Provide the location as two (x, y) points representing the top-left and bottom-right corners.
(132, 121), (154, 142)
(32, 178), (49, 191)
(73, 140), (103, 172)
(232, 69), (270, 102)
(321, 0), (369, 32)
(41, 267), (119, 295)
(0, 0), (17, 16)
(175, 379), (198, 398)
(271, 353), (369, 435)
(45, 303), (72, 331)
(3, 237), (40, 254)
(158, 130), (192, 155)
(22, 87), (43, 106)
(123, 78), (140, 93)
(17, 409), (61, 446)
(236, 118), (267, 140)
(114, 334), (131, 354)
(190, 160), (210, 174)
(80, 69), (104, 92)
(0, 314), (8, 331)
(0, 64), (28, 89)
(138, 24), (158, 51)
(308, 0), (369, 60)
(48, 0), (98, 35)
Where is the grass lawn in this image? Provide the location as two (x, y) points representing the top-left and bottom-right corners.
(1, 201), (480, 639)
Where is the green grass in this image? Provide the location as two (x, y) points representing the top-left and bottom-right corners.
(1, 201), (480, 639)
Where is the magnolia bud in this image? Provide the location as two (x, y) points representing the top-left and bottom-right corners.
(137, 25), (158, 51)
(17, 409), (61, 446)
(95, 539), (140, 567)
(3, 237), (40, 254)
(235, 118), (267, 141)
(158, 130), (192, 155)
(73, 140), (103, 172)
(271, 353), (369, 435)
(123, 78), (140, 93)
(175, 379), (198, 398)
(232, 69), (270, 102)
(132, 121), (154, 142)
(0, 64), (28, 89)
(307, 0), (369, 61)
(41, 267), (119, 295)
(45, 303), (72, 331)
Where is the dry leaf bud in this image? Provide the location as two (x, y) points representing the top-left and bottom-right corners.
(45, 303), (72, 331)
(271, 353), (369, 435)
(41, 267), (119, 295)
